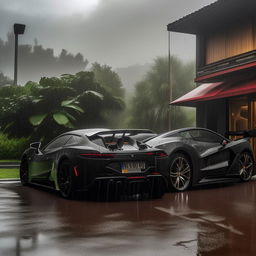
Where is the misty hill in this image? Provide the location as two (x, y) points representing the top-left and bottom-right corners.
(0, 32), (151, 95)
(0, 34), (88, 85)
(115, 64), (151, 95)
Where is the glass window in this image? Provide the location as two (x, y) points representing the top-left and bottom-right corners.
(65, 135), (83, 146)
(229, 98), (249, 132)
(179, 131), (193, 139)
(183, 129), (223, 143)
(44, 136), (71, 151)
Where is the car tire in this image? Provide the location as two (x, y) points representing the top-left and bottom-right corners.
(57, 160), (75, 199)
(20, 157), (29, 185)
(239, 152), (254, 182)
(168, 153), (192, 192)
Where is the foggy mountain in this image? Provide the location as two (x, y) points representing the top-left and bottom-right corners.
(0, 32), (150, 90)
(0, 0), (215, 69)
(0, 0), (216, 87)
(0, 34), (88, 85)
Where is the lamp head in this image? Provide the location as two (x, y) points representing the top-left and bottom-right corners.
(14, 24), (26, 35)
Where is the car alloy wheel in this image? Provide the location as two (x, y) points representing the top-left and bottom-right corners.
(239, 152), (254, 182)
(58, 160), (74, 199)
(169, 153), (192, 192)
(20, 158), (29, 185)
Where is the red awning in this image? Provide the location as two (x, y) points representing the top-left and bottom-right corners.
(171, 78), (256, 107)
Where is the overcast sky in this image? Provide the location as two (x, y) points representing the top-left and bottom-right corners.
(0, 0), (215, 68)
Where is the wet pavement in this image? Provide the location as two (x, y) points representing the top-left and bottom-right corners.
(1, 180), (256, 256)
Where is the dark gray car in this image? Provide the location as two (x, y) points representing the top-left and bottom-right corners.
(145, 127), (255, 192)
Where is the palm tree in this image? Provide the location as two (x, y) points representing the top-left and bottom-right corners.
(128, 56), (195, 132)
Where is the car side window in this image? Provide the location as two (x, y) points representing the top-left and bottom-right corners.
(179, 131), (193, 139)
(189, 130), (223, 143)
(44, 136), (71, 151)
(65, 135), (83, 146)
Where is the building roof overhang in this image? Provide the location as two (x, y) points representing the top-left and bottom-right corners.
(171, 77), (256, 107)
(167, 0), (256, 34)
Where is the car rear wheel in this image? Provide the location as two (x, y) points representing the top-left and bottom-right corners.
(168, 153), (192, 192)
(239, 152), (254, 182)
(20, 158), (29, 185)
(58, 160), (75, 199)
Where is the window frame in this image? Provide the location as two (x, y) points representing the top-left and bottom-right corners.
(65, 135), (83, 146)
(179, 129), (227, 144)
(43, 135), (71, 152)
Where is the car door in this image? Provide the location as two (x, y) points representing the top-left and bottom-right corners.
(30, 135), (71, 183)
(182, 129), (230, 178)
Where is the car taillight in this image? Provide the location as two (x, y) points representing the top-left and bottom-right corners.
(151, 172), (161, 175)
(128, 176), (145, 179)
(155, 152), (168, 157)
(80, 153), (115, 158)
(145, 152), (168, 157)
(145, 152), (155, 155)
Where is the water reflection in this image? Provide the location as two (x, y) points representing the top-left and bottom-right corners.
(0, 181), (256, 255)
(161, 183), (256, 255)
(15, 235), (38, 256)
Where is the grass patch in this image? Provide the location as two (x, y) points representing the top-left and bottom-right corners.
(0, 159), (20, 163)
(0, 168), (19, 179)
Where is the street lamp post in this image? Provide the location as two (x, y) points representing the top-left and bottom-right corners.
(168, 30), (173, 130)
(13, 23), (26, 86)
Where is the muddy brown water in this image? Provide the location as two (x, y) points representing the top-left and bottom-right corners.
(0, 180), (256, 256)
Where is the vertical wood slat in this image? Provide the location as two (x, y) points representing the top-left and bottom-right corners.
(206, 32), (226, 64)
(226, 22), (253, 58)
(205, 21), (255, 64)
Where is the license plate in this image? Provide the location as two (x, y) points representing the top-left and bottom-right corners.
(121, 162), (146, 173)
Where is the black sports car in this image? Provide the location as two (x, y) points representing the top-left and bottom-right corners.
(145, 127), (255, 192)
(20, 129), (168, 200)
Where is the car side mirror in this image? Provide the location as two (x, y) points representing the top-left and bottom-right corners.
(30, 142), (41, 152)
(220, 140), (229, 146)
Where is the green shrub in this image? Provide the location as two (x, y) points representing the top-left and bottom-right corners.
(0, 133), (30, 160)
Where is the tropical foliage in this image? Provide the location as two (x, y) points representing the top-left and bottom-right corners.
(91, 62), (125, 98)
(0, 54), (196, 155)
(127, 56), (196, 132)
(91, 62), (126, 127)
(0, 71), (124, 144)
(0, 133), (29, 159)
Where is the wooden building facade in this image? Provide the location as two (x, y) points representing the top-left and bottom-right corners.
(168, 0), (256, 154)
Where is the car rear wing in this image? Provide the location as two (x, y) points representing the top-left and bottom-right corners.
(88, 129), (156, 150)
(90, 129), (155, 137)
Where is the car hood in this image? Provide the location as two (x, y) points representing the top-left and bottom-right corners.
(146, 137), (181, 148)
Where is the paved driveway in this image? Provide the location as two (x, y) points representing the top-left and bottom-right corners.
(0, 179), (256, 256)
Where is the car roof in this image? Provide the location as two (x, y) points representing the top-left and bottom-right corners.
(158, 127), (224, 137)
(62, 128), (110, 137)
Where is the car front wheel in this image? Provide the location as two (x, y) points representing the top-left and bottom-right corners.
(168, 153), (192, 192)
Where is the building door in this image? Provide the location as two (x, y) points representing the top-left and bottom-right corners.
(229, 97), (256, 156)
(229, 97), (249, 134)
(250, 100), (256, 154)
